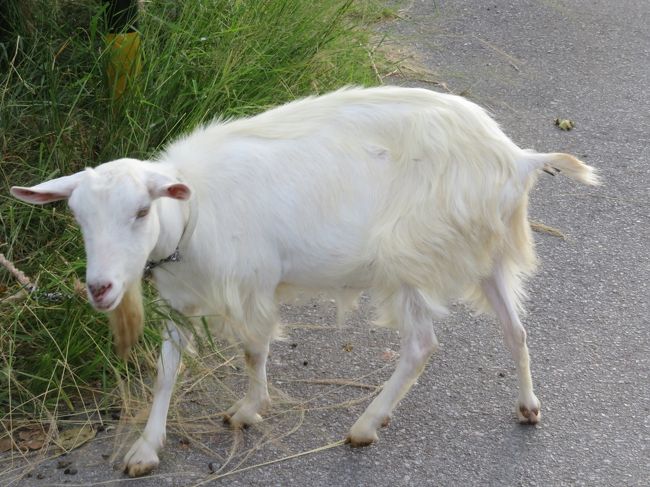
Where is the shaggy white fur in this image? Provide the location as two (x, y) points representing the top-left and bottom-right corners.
(11, 86), (599, 477)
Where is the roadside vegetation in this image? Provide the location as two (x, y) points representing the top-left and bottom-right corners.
(0, 0), (384, 439)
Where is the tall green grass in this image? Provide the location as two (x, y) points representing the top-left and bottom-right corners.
(0, 0), (380, 420)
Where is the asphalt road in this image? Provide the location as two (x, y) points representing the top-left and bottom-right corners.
(5, 1), (649, 485)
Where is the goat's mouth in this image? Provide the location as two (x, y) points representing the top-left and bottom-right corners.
(88, 286), (124, 312)
(94, 296), (120, 312)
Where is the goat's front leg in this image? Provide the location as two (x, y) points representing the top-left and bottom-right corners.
(482, 264), (541, 424)
(123, 321), (187, 477)
(223, 339), (272, 428)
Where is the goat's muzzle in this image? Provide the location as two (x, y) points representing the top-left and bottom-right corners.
(88, 281), (116, 310)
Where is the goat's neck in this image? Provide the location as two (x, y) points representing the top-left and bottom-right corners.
(150, 196), (188, 262)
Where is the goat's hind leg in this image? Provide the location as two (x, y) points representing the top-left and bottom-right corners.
(223, 294), (275, 429)
(347, 287), (438, 446)
(223, 337), (272, 428)
(123, 321), (188, 477)
(482, 264), (541, 424)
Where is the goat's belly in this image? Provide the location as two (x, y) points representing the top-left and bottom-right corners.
(277, 224), (375, 290)
(280, 262), (373, 291)
(270, 182), (377, 290)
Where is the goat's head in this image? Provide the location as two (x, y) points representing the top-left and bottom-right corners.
(11, 158), (191, 312)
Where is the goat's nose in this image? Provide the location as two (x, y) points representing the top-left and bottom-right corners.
(88, 282), (113, 301)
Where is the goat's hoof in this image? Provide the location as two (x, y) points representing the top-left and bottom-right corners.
(345, 433), (377, 448)
(346, 422), (378, 447)
(517, 396), (541, 424)
(224, 411), (262, 429)
(124, 461), (158, 478)
(123, 437), (160, 477)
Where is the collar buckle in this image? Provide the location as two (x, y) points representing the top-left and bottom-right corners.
(144, 247), (181, 278)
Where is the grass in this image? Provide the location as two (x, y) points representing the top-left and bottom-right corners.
(0, 0), (382, 437)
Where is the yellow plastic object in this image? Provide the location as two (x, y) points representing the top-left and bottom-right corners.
(105, 32), (141, 100)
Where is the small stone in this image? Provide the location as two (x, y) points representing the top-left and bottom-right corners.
(290, 343), (298, 349)
(208, 461), (221, 473)
(498, 372), (505, 378)
(36, 473), (45, 479)
(57, 461), (72, 469)
(303, 360), (308, 366)
(64, 468), (78, 475)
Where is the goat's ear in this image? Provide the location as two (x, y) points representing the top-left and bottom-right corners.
(163, 182), (191, 200)
(146, 172), (192, 201)
(11, 173), (83, 204)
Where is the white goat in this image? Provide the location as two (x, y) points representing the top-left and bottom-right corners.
(11, 86), (599, 477)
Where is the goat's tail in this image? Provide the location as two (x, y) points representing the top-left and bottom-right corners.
(522, 151), (601, 186)
(107, 279), (144, 360)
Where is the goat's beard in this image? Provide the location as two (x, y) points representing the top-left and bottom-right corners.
(107, 279), (144, 359)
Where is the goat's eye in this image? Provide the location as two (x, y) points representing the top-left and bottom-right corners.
(135, 207), (150, 219)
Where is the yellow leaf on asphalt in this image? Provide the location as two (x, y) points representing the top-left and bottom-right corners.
(18, 428), (43, 441)
(0, 436), (13, 452)
(554, 118), (575, 130)
(17, 427), (46, 451)
(0, 427), (47, 452)
(56, 425), (96, 452)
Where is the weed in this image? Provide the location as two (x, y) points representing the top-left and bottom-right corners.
(1, 0), (379, 425)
